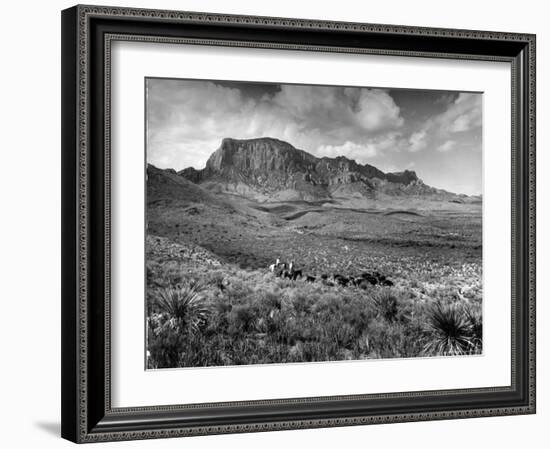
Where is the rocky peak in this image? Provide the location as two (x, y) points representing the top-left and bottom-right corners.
(205, 137), (318, 174)
(178, 137), (435, 201)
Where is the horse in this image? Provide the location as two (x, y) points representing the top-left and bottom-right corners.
(281, 269), (293, 279)
(275, 263), (288, 278)
(274, 265), (285, 278)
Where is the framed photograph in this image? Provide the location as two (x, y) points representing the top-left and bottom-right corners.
(61, 4), (536, 443)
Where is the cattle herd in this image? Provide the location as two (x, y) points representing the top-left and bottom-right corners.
(269, 259), (394, 289)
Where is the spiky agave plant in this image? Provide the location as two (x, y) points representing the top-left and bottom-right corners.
(153, 282), (210, 333)
(423, 302), (475, 356)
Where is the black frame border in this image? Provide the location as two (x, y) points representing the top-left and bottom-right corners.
(61, 4), (536, 443)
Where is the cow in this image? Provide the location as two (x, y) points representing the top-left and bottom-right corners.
(361, 272), (379, 285)
(334, 275), (350, 287)
(306, 275), (316, 283)
(351, 276), (364, 287)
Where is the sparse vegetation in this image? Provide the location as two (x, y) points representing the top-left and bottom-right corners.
(422, 302), (480, 356)
(146, 235), (482, 368)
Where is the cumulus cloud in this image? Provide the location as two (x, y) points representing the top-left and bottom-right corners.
(317, 141), (377, 161)
(438, 93), (482, 134)
(346, 87), (404, 132)
(402, 92), (482, 154)
(408, 130), (427, 153)
(146, 80), (405, 169)
(316, 132), (404, 163)
(437, 140), (456, 152)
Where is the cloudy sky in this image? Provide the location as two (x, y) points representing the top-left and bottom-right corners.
(146, 78), (482, 195)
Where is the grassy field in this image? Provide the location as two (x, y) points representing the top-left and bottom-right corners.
(146, 192), (483, 369)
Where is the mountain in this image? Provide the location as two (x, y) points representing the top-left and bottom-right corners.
(176, 137), (469, 203)
(147, 164), (224, 206)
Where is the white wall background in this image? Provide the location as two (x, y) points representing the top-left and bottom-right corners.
(0, 0), (545, 447)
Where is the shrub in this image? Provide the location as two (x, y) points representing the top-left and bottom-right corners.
(423, 302), (477, 356)
(147, 283), (212, 368)
(464, 304), (483, 352)
(228, 303), (260, 335)
(153, 282), (210, 333)
(372, 289), (399, 322)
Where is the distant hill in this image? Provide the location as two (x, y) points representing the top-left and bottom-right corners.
(171, 137), (478, 203)
(147, 164), (224, 206)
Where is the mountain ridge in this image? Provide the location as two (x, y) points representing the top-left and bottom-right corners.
(172, 137), (476, 203)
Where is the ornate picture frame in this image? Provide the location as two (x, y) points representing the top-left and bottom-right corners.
(61, 4), (536, 443)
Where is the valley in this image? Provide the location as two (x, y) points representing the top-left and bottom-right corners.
(145, 138), (483, 368)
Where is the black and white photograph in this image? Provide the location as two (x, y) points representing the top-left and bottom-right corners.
(145, 78), (483, 369)
(54, 3), (538, 444)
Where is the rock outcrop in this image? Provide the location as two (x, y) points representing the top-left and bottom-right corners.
(175, 137), (466, 202)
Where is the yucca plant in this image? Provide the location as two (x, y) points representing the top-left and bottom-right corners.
(464, 305), (483, 352)
(423, 302), (475, 356)
(153, 282), (210, 333)
(372, 289), (399, 322)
